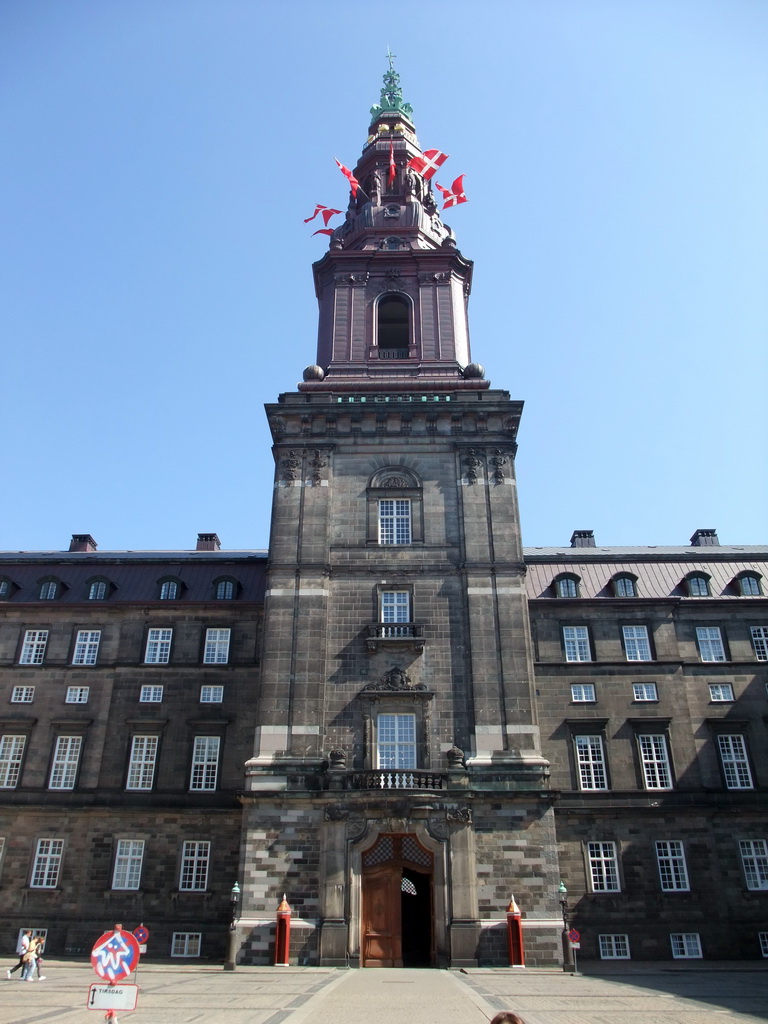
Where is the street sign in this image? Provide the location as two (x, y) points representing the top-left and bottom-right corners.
(569, 941), (581, 949)
(567, 928), (580, 943)
(90, 931), (141, 983)
(87, 983), (139, 1010)
(132, 925), (149, 944)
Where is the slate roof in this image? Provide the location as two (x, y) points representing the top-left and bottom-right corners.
(0, 550), (267, 604)
(523, 546), (768, 600)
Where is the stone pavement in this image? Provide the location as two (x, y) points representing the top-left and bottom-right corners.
(1, 961), (767, 1024)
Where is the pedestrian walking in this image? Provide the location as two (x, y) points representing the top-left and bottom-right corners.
(6, 930), (31, 979)
(21, 935), (41, 981)
(30, 936), (46, 980)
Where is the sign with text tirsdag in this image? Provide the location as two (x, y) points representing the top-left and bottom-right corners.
(87, 983), (139, 1011)
(90, 931), (141, 983)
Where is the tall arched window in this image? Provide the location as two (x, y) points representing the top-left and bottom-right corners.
(377, 295), (410, 357)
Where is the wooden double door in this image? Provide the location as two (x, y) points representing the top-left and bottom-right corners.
(361, 834), (434, 967)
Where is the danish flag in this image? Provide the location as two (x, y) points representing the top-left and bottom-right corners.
(435, 174), (468, 209)
(388, 142), (396, 187)
(335, 159), (360, 197)
(304, 204), (342, 226)
(407, 148), (448, 180)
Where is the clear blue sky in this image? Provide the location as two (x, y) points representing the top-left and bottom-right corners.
(2, 0), (766, 552)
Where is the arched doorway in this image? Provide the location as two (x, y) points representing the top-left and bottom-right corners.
(361, 833), (434, 967)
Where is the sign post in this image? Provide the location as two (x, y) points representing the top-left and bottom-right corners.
(567, 929), (581, 974)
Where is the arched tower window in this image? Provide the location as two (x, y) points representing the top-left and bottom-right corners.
(377, 295), (410, 357)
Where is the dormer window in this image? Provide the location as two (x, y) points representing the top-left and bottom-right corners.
(736, 573), (762, 597)
(87, 578), (111, 601)
(0, 578), (13, 600)
(686, 574), (711, 597)
(613, 575), (637, 598)
(554, 575), (580, 599)
(214, 578), (237, 601)
(377, 294), (410, 357)
(38, 579), (61, 601)
(158, 578), (183, 601)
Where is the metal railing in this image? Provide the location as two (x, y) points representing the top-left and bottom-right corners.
(378, 348), (410, 359)
(367, 622), (423, 640)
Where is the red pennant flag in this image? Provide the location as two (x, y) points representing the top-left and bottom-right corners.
(312, 228), (334, 236)
(407, 148), (448, 180)
(435, 174), (468, 209)
(388, 142), (396, 188)
(335, 158), (360, 197)
(304, 204), (341, 225)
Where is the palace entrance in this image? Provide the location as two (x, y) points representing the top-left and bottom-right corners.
(361, 833), (434, 967)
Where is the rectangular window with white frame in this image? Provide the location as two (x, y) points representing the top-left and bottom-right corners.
(378, 498), (412, 545)
(670, 932), (702, 959)
(380, 591), (411, 637)
(632, 682), (658, 702)
(0, 735), (26, 788)
(140, 685), (163, 703)
(203, 628), (231, 665)
(200, 685), (224, 703)
(655, 840), (690, 891)
(171, 932), (201, 957)
(759, 932), (768, 958)
(717, 734), (753, 789)
(31, 838), (64, 888)
(66, 686), (90, 704)
(599, 934), (630, 959)
(179, 841), (210, 891)
(144, 628), (173, 664)
(739, 840), (768, 890)
(11, 686), (35, 704)
(637, 733), (673, 789)
(750, 626), (768, 661)
(126, 735), (159, 790)
(377, 713), (417, 770)
(563, 626), (592, 662)
(19, 630), (48, 665)
(587, 841), (620, 892)
(189, 736), (220, 791)
(72, 629), (101, 666)
(622, 625), (653, 661)
(48, 735), (82, 790)
(571, 683), (596, 702)
(696, 626), (726, 662)
(709, 683), (734, 702)
(574, 735), (608, 790)
(112, 839), (145, 890)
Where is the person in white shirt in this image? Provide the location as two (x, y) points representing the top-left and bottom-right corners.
(6, 930), (31, 979)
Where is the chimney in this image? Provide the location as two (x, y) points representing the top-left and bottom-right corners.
(570, 530), (596, 548)
(69, 534), (98, 552)
(196, 533), (221, 552)
(690, 528), (719, 547)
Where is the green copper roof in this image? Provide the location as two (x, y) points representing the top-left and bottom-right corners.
(370, 49), (414, 121)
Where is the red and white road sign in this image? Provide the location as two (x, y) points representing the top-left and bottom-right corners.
(132, 925), (149, 944)
(90, 931), (141, 983)
(86, 983), (138, 1010)
(567, 928), (581, 943)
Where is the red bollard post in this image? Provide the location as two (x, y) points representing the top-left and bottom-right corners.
(506, 896), (525, 967)
(274, 894), (291, 966)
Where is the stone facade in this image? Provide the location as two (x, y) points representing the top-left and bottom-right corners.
(0, 69), (766, 966)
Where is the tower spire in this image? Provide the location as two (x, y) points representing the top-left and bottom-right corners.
(300, 63), (486, 393)
(370, 49), (414, 122)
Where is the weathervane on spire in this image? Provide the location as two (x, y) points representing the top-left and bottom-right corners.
(370, 49), (413, 121)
